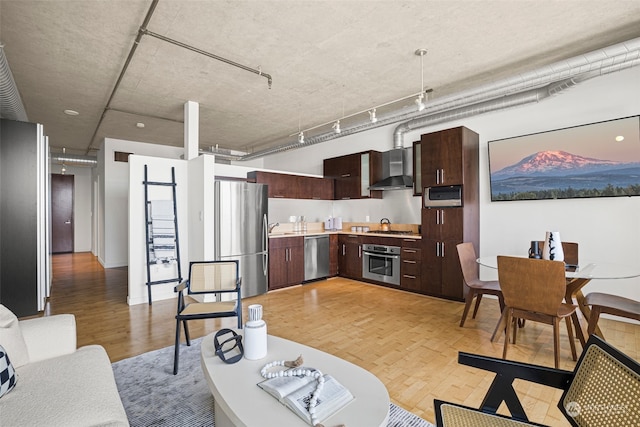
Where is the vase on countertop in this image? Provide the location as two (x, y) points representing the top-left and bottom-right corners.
(542, 231), (564, 262)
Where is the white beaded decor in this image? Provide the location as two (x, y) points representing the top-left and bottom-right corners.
(260, 359), (326, 426)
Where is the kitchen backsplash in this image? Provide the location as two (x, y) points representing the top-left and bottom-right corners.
(268, 189), (421, 225)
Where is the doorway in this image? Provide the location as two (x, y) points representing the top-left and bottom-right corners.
(51, 174), (74, 253)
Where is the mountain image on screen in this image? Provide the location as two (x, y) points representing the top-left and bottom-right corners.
(491, 150), (640, 200)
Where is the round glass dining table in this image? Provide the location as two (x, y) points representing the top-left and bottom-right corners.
(476, 255), (640, 345)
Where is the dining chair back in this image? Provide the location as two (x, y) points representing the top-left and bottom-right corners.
(456, 243), (504, 327)
(173, 260), (243, 374)
(434, 334), (640, 427)
(497, 256), (577, 368)
(536, 241), (579, 266)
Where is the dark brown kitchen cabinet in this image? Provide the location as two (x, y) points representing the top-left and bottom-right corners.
(421, 127), (478, 188)
(298, 175), (334, 200)
(412, 140), (422, 196)
(247, 171), (333, 200)
(400, 238), (422, 292)
(420, 126), (479, 301)
(323, 151), (383, 200)
(337, 234), (362, 279)
(329, 234), (339, 276)
(268, 236), (304, 290)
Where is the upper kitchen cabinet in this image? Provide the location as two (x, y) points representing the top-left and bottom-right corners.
(412, 140), (422, 196)
(421, 127), (479, 188)
(247, 171), (333, 200)
(323, 151), (383, 200)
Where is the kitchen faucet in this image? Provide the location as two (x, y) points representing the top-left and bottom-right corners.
(268, 222), (280, 233)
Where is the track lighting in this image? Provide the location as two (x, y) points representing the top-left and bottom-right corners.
(61, 164), (66, 174)
(290, 50), (431, 138)
(369, 109), (377, 123)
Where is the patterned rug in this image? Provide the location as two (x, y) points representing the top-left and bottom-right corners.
(112, 337), (434, 427)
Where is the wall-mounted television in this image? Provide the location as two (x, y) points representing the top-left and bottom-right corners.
(488, 115), (640, 202)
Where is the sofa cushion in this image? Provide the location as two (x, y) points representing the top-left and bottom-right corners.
(0, 344), (129, 427)
(0, 304), (29, 368)
(0, 344), (17, 398)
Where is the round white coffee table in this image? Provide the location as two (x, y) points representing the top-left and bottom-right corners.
(201, 332), (389, 427)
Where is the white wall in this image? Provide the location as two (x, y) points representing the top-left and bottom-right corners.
(49, 164), (93, 252)
(128, 154), (189, 305)
(99, 138), (184, 268)
(259, 66), (640, 305)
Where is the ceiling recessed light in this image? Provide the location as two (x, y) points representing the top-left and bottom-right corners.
(615, 135), (624, 142)
(136, 122), (145, 128)
(64, 109), (79, 116)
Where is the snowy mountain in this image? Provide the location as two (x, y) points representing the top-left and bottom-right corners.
(492, 150), (633, 179)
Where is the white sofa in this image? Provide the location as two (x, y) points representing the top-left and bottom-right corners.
(0, 305), (129, 426)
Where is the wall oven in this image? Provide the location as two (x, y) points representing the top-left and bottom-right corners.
(362, 244), (401, 286)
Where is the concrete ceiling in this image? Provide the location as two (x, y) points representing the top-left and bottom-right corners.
(1, 0), (640, 158)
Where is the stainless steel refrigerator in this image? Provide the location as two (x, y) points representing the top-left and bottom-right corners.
(214, 180), (268, 297)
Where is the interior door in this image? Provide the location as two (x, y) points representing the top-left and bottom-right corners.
(51, 174), (74, 253)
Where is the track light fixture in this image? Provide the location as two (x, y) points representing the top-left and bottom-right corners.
(290, 50), (431, 139)
(415, 48), (428, 112)
(369, 109), (377, 123)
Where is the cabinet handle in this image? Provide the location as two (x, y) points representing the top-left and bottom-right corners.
(358, 246), (362, 258)
(436, 169), (440, 185)
(403, 260), (417, 264)
(441, 168), (445, 184)
(403, 274), (417, 279)
(436, 241), (440, 257)
(403, 249), (417, 253)
(341, 173), (351, 178)
(342, 244), (345, 256)
(441, 242), (445, 257)
(341, 197), (351, 200)
(441, 209), (445, 225)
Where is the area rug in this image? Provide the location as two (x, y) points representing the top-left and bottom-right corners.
(112, 338), (435, 427)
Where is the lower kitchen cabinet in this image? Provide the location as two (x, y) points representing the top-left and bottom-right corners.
(269, 236), (304, 290)
(337, 234), (362, 280)
(422, 239), (464, 300)
(329, 234), (339, 276)
(400, 238), (422, 292)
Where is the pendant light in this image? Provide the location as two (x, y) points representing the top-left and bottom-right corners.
(415, 48), (428, 111)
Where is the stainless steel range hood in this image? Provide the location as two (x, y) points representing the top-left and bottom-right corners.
(369, 147), (413, 190)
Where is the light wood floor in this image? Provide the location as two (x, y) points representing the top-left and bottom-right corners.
(44, 252), (639, 425)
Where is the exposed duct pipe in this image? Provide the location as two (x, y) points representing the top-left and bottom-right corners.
(209, 36), (640, 162)
(0, 45), (28, 121)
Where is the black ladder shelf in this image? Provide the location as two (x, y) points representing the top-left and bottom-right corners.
(143, 165), (182, 305)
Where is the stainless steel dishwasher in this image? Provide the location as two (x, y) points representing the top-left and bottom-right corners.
(304, 235), (330, 281)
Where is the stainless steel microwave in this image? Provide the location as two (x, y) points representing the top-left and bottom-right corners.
(423, 185), (462, 207)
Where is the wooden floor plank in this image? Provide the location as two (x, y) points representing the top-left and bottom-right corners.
(43, 252), (639, 425)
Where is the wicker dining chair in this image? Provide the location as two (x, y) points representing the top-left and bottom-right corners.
(456, 242), (504, 327)
(173, 260), (243, 375)
(496, 256), (577, 368)
(435, 334), (640, 427)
